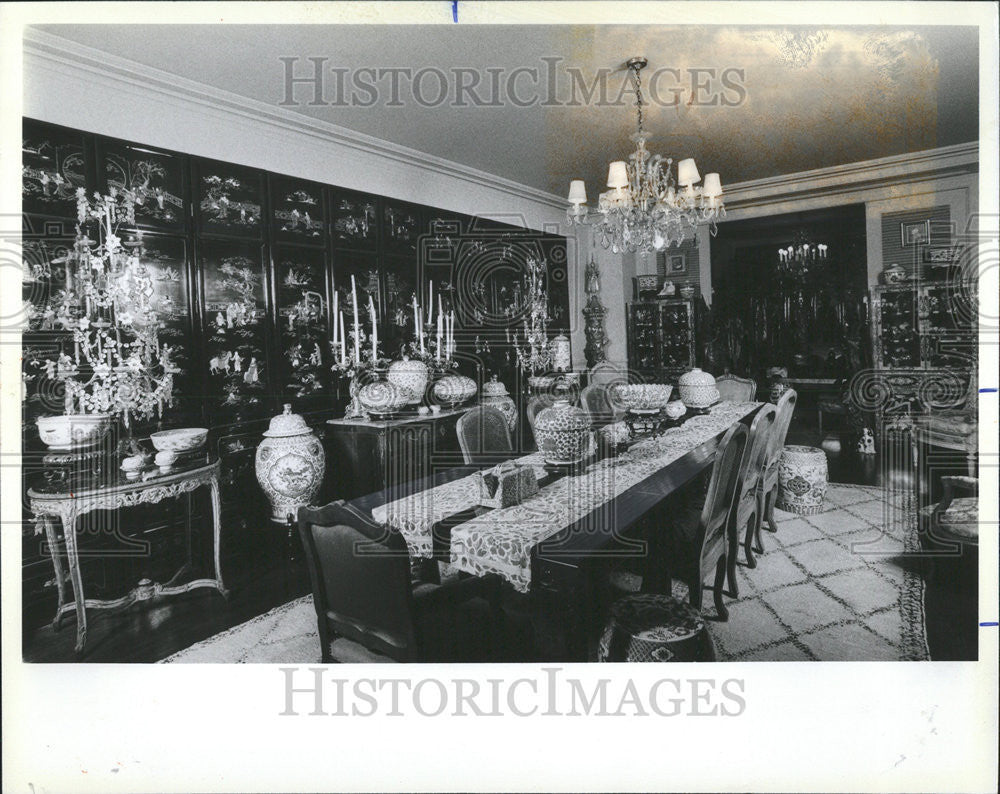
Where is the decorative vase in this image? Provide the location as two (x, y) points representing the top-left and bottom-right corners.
(658, 280), (676, 297)
(358, 380), (409, 418)
(677, 368), (720, 409)
(534, 398), (592, 465)
(37, 413), (112, 450)
(255, 404), (326, 522)
(481, 376), (518, 431)
(550, 334), (572, 372)
(387, 356), (429, 405)
(679, 283), (695, 298)
(433, 374), (477, 407)
(770, 380), (790, 403)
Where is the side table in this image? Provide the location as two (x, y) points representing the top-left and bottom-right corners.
(28, 457), (228, 657)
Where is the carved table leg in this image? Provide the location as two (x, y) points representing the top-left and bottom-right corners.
(59, 508), (88, 656)
(42, 515), (68, 631)
(208, 477), (228, 598)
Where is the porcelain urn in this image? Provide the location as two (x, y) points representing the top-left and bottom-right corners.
(255, 404), (326, 522)
(550, 334), (572, 372)
(677, 368), (720, 409)
(387, 357), (429, 405)
(358, 379), (409, 418)
(534, 398), (593, 465)
(433, 374), (477, 406)
(480, 376), (518, 431)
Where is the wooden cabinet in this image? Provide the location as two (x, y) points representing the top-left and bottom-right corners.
(626, 298), (696, 382)
(323, 410), (464, 502)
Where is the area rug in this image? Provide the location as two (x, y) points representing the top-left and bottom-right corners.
(162, 484), (928, 663)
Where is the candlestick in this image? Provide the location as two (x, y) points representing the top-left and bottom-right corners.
(351, 275), (360, 363)
(339, 311), (346, 365)
(332, 290), (339, 346)
(436, 312), (442, 362)
(418, 306), (425, 353)
(429, 280), (433, 311)
(412, 294), (419, 337)
(369, 295), (378, 361)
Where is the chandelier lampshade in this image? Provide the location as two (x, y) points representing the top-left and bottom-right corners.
(567, 57), (725, 254)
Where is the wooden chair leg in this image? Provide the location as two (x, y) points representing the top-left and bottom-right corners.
(751, 509), (765, 555)
(744, 512), (757, 569)
(765, 487), (779, 533)
(726, 521), (740, 598)
(689, 577), (703, 611)
(713, 555), (729, 622)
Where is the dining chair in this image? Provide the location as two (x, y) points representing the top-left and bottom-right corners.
(726, 404), (777, 596)
(756, 388), (798, 544)
(641, 421), (749, 623)
(297, 500), (502, 662)
(715, 373), (757, 402)
(580, 383), (615, 427)
(456, 405), (513, 467)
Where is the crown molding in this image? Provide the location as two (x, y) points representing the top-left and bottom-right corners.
(722, 142), (979, 210)
(22, 28), (568, 212)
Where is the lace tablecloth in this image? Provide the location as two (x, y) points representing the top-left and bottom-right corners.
(371, 401), (761, 592)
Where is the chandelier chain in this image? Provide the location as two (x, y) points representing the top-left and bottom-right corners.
(630, 62), (644, 136)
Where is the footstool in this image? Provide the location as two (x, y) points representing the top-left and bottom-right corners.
(775, 445), (828, 515)
(598, 594), (716, 662)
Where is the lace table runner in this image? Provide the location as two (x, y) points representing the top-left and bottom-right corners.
(372, 401), (761, 591)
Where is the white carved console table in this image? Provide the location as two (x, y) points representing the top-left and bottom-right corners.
(29, 458), (227, 657)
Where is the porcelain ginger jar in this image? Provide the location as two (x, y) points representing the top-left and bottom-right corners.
(480, 376), (517, 431)
(387, 357), (429, 405)
(677, 368), (720, 409)
(255, 404), (325, 522)
(534, 399), (592, 465)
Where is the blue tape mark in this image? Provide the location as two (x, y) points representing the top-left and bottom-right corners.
(980, 621), (998, 627)
(452, 0), (458, 22)
(980, 387), (997, 393)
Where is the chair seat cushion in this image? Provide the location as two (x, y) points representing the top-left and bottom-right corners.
(919, 497), (979, 540)
(599, 594), (711, 662)
(920, 413), (977, 436)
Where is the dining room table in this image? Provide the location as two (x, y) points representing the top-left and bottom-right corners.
(350, 400), (763, 660)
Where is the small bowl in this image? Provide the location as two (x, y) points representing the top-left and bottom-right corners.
(150, 427), (209, 453)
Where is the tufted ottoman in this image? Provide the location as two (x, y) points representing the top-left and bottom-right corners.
(776, 445), (828, 515)
(598, 593), (716, 662)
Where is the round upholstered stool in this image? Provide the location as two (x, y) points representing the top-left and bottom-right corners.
(598, 594), (716, 662)
(776, 445), (828, 515)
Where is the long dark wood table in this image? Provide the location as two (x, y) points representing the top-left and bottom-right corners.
(350, 402), (762, 660)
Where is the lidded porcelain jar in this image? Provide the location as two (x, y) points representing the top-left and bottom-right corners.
(433, 374), (477, 406)
(387, 356), (429, 405)
(255, 404), (326, 522)
(534, 399), (592, 465)
(358, 380), (409, 417)
(480, 376), (517, 431)
(550, 334), (572, 372)
(677, 368), (720, 408)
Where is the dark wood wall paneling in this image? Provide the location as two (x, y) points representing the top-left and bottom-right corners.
(20, 116), (569, 616)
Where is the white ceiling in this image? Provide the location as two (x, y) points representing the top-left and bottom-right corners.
(36, 24), (979, 197)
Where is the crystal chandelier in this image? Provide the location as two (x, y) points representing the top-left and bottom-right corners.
(777, 230), (829, 274)
(566, 57), (725, 254)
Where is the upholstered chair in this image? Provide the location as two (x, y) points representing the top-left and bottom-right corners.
(715, 373), (757, 403)
(756, 388), (798, 543)
(726, 404), (777, 595)
(456, 405), (513, 467)
(297, 500), (502, 662)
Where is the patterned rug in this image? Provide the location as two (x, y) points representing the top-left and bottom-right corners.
(162, 484), (928, 663)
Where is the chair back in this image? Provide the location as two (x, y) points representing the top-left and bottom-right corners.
(580, 383), (615, 427)
(589, 361), (628, 387)
(699, 423), (750, 549)
(298, 501), (419, 660)
(457, 405), (513, 466)
(716, 373), (757, 402)
(763, 388), (797, 470)
(734, 405), (777, 520)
